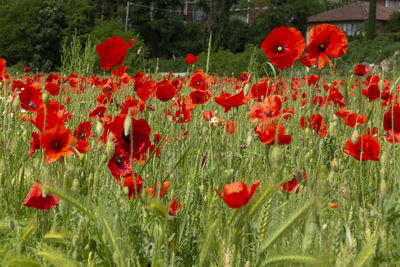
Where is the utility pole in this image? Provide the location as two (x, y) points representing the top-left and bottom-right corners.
(125, 1), (130, 31)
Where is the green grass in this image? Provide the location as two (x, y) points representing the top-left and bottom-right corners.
(0, 61), (400, 267)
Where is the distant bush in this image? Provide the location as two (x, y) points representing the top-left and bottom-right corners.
(387, 11), (400, 33)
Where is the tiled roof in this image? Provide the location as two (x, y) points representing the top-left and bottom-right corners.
(307, 1), (394, 23)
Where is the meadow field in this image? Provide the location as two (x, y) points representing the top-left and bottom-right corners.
(0, 25), (400, 266)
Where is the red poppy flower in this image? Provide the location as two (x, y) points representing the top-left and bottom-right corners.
(215, 180), (261, 209)
(74, 122), (92, 154)
(19, 82), (44, 113)
(0, 58), (6, 77)
(123, 173), (143, 200)
(362, 82), (380, 101)
(300, 24), (348, 69)
(145, 181), (170, 198)
(354, 64), (371, 76)
(383, 103), (400, 133)
(226, 120), (238, 135)
(237, 72), (250, 83)
(343, 134), (380, 161)
(169, 199), (182, 216)
(386, 129), (400, 143)
(107, 143), (133, 182)
(29, 132), (41, 156)
(40, 125), (76, 164)
(24, 66), (31, 72)
(107, 115), (151, 158)
(246, 81), (272, 101)
(44, 81), (60, 96)
(155, 79), (176, 102)
(281, 177), (299, 194)
(260, 26), (305, 70)
(23, 182), (60, 210)
(307, 75), (319, 86)
(185, 90), (211, 109)
(214, 90), (247, 112)
(248, 95), (285, 123)
(342, 113), (366, 128)
(300, 114), (327, 138)
(27, 105), (66, 132)
(169, 98), (193, 124)
(96, 36), (134, 70)
(254, 120), (291, 145)
(185, 53), (199, 65)
(89, 105), (107, 121)
(187, 70), (211, 92)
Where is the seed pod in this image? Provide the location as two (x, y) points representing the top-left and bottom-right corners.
(72, 178), (80, 193)
(331, 159), (340, 172)
(106, 138), (115, 160)
(351, 129), (360, 144)
(42, 92), (49, 104)
(271, 146), (283, 167)
(380, 178), (387, 198)
(378, 79), (385, 91)
(95, 121), (104, 136)
(246, 134), (253, 147)
(123, 109), (133, 137)
(12, 96), (20, 110)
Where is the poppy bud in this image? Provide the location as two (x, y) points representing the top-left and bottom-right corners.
(123, 186), (129, 195)
(106, 138), (115, 160)
(88, 173), (93, 186)
(380, 178), (387, 198)
(351, 129), (360, 144)
(72, 231), (79, 247)
(331, 159), (340, 172)
(72, 178), (80, 193)
(380, 151), (386, 166)
(101, 154), (108, 164)
(328, 123), (335, 135)
(95, 121), (104, 136)
(113, 252), (121, 265)
(42, 185), (48, 198)
(72, 250), (79, 261)
(59, 199), (68, 216)
(271, 146), (283, 167)
(328, 171), (335, 183)
(304, 127), (311, 136)
(199, 184), (204, 195)
(12, 96), (20, 110)
(124, 109), (133, 137)
(378, 80), (385, 91)
(243, 83), (250, 96)
(246, 134), (253, 147)
(42, 92), (49, 104)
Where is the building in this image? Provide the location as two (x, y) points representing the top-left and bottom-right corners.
(307, 1), (399, 38)
(183, 0), (268, 24)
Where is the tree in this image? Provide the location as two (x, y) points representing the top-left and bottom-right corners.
(31, 0), (66, 71)
(0, 0), (43, 66)
(196, 0), (240, 51)
(366, 0), (377, 39)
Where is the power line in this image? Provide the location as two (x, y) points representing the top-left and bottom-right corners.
(129, 2), (182, 13)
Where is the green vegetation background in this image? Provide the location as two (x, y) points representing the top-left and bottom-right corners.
(1, 0), (400, 75)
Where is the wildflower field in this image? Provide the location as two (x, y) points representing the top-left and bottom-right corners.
(1, 24), (400, 266)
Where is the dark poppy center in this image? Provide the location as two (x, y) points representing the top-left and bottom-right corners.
(115, 157), (123, 165)
(27, 101), (37, 109)
(53, 140), (60, 149)
(276, 45), (284, 54)
(319, 43), (326, 51)
(195, 81), (202, 86)
(123, 132), (131, 143)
